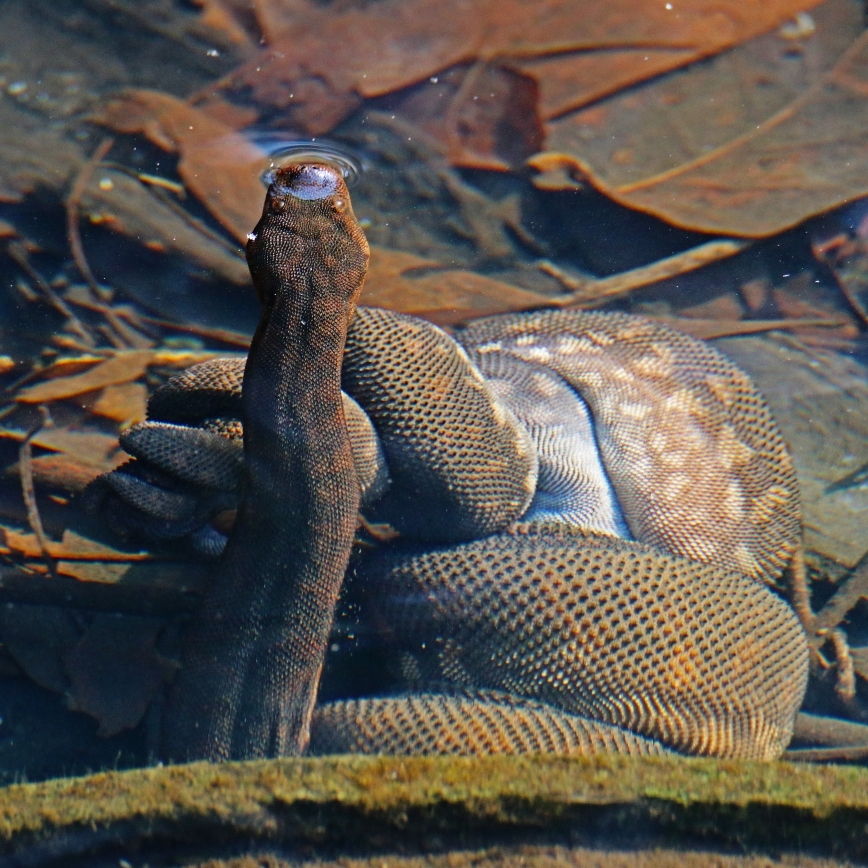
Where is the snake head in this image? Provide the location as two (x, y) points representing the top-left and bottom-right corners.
(245, 162), (369, 317)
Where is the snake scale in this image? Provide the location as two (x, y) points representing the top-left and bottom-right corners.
(87, 162), (809, 762)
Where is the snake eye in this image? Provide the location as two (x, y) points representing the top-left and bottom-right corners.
(332, 197), (347, 213)
(270, 197), (286, 213)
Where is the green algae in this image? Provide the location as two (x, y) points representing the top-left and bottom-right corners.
(0, 755), (867, 864)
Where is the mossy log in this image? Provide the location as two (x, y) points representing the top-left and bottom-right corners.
(1, 755), (868, 866)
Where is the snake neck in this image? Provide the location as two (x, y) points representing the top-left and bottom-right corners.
(164, 163), (368, 761)
(242, 281), (358, 536)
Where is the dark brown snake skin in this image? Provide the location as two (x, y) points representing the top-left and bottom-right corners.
(89, 164), (810, 761)
(162, 164), (369, 761)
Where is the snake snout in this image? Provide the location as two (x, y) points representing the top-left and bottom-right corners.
(271, 163), (342, 200)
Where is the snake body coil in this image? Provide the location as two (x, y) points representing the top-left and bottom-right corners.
(91, 166), (809, 762)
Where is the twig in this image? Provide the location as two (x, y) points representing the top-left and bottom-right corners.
(830, 628), (857, 703)
(96, 323), (129, 351)
(538, 239), (750, 306)
(813, 245), (868, 329)
(813, 547), (868, 637)
(792, 711), (868, 747)
(785, 744), (868, 762)
(786, 545), (815, 635)
(19, 411), (57, 579)
(5, 242), (96, 348)
(124, 312), (252, 349)
(66, 137), (115, 301)
(62, 290), (153, 350)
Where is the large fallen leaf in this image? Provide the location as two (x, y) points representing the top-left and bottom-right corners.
(95, 90), (267, 243)
(537, 0), (868, 236)
(0, 605), (80, 695)
(220, 0), (822, 138)
(81, 167), (249, 286)
(362, 248), (550, 325)
(16, 350), (155, 403)
(96, 94), (554, 322)
(372, 63), (544, 170)
(64, 614), (173, 736)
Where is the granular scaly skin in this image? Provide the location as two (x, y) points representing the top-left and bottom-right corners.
(343, 307), (537, 541)
(136, 369), (389, 507)
(86, 198), (809, 758)
(355, 527), (808, 759)
(310, 692), (671, 756)
(460, 311), (801, 586)
(141, 309), (541, 539)
(473, 351), (629, 537)
(162, 164), (369, 761)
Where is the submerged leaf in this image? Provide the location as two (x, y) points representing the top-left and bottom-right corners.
(0, 527), (153, 562)
(540, 1), (868, 236)
(64, 614), (174, 736)
(95, 90), (267, 243)
(0, 605), (80, 695)
(16, 350), (155, 403)
(91, 382), (148, 426)
(222, 0), (822, 139)
(362, 248), (550, 325)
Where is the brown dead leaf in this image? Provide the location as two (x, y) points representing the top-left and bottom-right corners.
(362, 248), (550, 325)
(540, 0), (868, 236)
(227, 0), (822, 142)
(378, 63), (545, 170)
(57, 562), (132, 584)
(0, 527), (154, 562)
(7, 453), (106, 493)
(0, 605), (80, 695)
(89, 88), (553, 322)
(91, 382), (148, 426)
(0, 426), (122, 472)
(95, 90), (267, 243)
(193, 0), (257, 48)
(679, 293), (745, 321)
(81, 167), (250, 285)
(32, 430), (122, 470)
(16, 350), (155, 403)
(64, 614), (173, 736)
